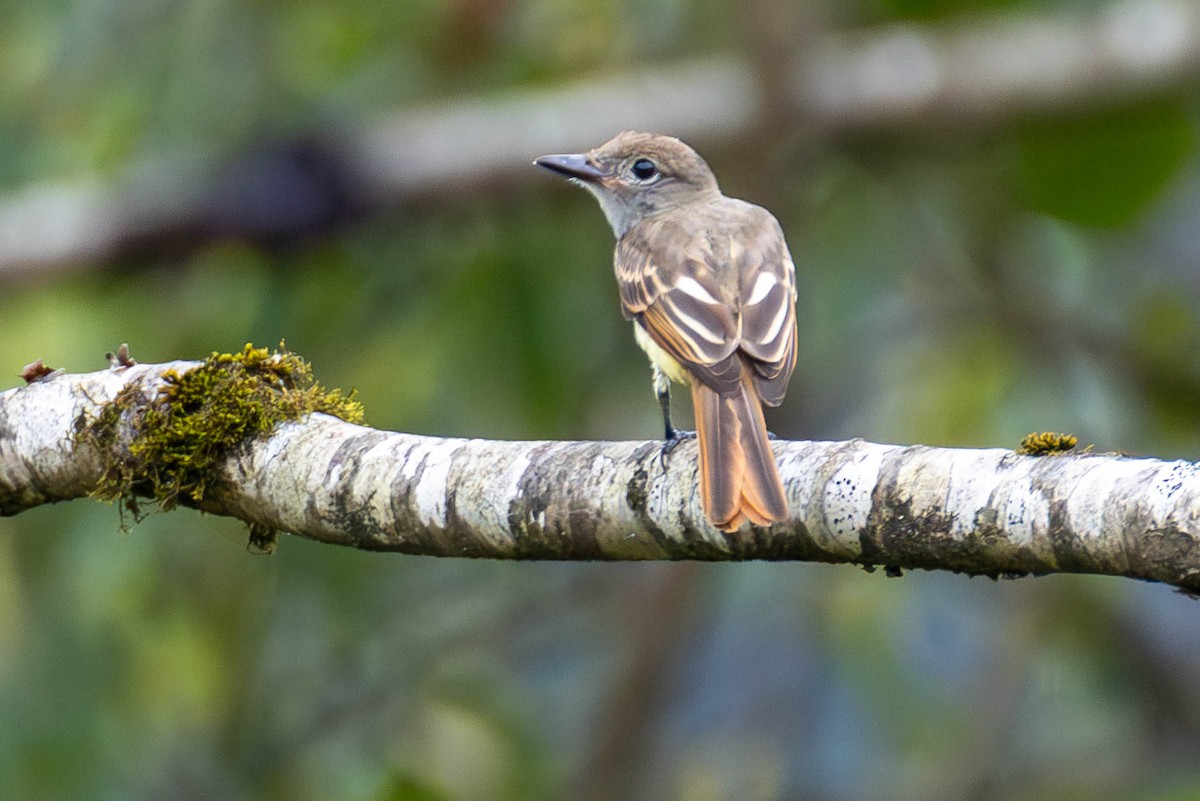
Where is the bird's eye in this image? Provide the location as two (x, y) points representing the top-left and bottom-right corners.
(631, 158), (658, 181)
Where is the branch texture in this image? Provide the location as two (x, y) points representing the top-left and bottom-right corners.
(3, 362), (1200, 591)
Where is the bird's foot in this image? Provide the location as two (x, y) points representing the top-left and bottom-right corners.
(659, 428), (696, 470)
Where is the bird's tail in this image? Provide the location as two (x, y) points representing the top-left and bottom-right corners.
(691, 369), (788, 532)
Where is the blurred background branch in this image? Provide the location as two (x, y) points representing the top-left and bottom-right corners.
(2, 0), (1198, 279)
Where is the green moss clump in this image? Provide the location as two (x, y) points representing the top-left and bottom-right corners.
(1015, 431), (1078, 456)
(77, 343), (363, 532)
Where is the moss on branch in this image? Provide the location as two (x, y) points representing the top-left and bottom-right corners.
(75, 344), (363, 543)
(1015, 431), (1078, 456)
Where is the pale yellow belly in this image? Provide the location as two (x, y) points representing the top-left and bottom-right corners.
(634, 323), (690, 384)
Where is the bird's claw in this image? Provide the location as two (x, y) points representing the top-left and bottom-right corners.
(659, 428), (696, 470)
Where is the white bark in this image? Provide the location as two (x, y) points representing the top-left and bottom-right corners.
(3, 362), (1200, 591)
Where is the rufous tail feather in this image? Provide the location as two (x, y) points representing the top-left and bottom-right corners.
(691, 370), (788, 532)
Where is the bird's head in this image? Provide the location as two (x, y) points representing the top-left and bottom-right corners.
(535, 131), (721, 237)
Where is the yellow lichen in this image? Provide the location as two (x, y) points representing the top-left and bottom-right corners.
(76, 343), (363, 542)
(1015, 431), (1078, 456)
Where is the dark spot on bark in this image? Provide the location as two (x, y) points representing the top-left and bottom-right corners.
(863, 484), (958, 573)
(442, 480), (476, 555)
(1046, 495), (1090, 572)
(1136, 525), (1200, 590)
(325, 431), (391, 545)
(865, 457), (1051, 579)
(626, 466), (649, 514)
(506, 442), (605, 559)
(388, 443), (437, 550)
(974, 507), (1000, 537)
(724, 518), (823, 561)
(650, 509), (724, 560)
(858, 528), (883, 566)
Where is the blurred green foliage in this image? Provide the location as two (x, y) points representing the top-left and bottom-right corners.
(872, 0), (1030, 21)
(1017, 99), (1197, 227)
(4, 0), (1200, 799)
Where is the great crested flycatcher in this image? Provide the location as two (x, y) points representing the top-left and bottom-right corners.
(535, 131), (797, 532)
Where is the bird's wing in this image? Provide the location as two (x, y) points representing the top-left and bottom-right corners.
(733, 210), (797, 407)
(616, 219), (742, 395)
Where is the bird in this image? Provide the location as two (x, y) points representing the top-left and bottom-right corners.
(535, 131), (797, 531)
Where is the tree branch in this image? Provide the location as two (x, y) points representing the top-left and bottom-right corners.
(3, 361), (1200, 592)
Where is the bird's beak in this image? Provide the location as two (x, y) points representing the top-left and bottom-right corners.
(534, 153), (604, 182)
